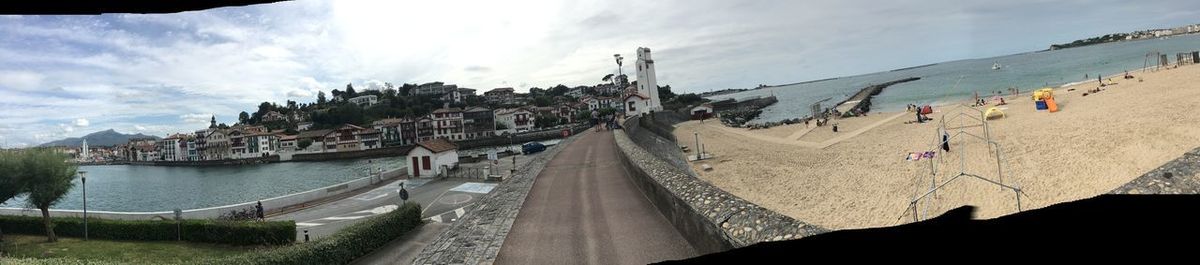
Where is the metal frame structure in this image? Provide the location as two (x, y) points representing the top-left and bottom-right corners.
(901, 104), (1025, 222)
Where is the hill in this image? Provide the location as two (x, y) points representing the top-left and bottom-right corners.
(38, 129), (160, 147)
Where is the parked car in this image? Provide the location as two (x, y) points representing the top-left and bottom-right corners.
(522, 142), (547, 155)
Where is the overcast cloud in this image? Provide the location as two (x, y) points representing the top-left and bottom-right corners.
(1, 0), (1197, 147)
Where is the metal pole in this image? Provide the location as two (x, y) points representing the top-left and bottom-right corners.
(81, 171), (88, 241)
(694, 132), (700, 160)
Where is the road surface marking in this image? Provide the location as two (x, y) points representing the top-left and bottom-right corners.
(296, 222), (323, 227)
(449, 182), (497, 194)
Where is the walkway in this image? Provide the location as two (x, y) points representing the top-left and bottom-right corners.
(493, 130), (697, 265)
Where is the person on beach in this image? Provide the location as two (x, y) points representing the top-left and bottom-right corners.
(832, 123), (839, 132)
(255, 201), (264, 221)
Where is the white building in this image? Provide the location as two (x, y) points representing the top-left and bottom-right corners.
(296, 122), (313, 131)
(566, 87), (584, 98)
(79, 139), (90, 162)
(495, 108), (536, 134)
(406, 138), (459, 178)
(348, 95), (379, 108)
(432, 107), (465, 141)
(634, 47), (663, 115)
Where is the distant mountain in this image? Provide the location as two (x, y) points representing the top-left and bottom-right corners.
(38, 129), (160, 147)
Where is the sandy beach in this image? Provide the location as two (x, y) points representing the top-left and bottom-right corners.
(675, 64), (1200, 230)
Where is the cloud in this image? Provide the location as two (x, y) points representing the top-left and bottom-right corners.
(180, 113), (213, 124)
(464, 65), (491, 72)
(135, 125), (147, 131)
(0, 70), (45, 91)
(73, 118), (89, 127)
(287, 90), (311, 98)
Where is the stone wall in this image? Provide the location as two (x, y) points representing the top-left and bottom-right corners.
(126, 155), (279, 166)
(614, 114), (828, 254)
(290, 145), (413, 162)
(1111, 146), (1200, 194)
(455, 124), (590, 150)
(410, 131), (583, 265)
(0, 168), (407, 220)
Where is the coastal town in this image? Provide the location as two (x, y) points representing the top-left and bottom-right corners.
(54, 48), (688, 165)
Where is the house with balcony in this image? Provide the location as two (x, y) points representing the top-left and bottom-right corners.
(416, 117), (435, 142)
(348, 95), (379, 108)
(462, 107), (495, 140)
(495, 107), (536, 135)
(262, 111), (287, 122)
(432, 106), (465, 141)
(484, 87), (515, 103)
(323, 124), (367, 152)
(373, 117), (411, 147)
(356, 128), (382, 149)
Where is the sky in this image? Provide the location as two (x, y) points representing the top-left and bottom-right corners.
(1, 0), (1197, 147)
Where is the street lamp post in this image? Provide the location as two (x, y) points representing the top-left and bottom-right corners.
(79, 170), (88, 241)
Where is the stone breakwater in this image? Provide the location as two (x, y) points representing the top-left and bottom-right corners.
(410, 130), (583, 265)
(833, 77), (920, 116)
(616, 114), (827, 254)
(1110, 146), (1200, 194)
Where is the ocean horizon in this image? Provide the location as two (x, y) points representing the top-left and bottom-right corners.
(708, 33), (1200, 123)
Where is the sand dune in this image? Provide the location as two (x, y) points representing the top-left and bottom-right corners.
(675, 65), (1200, 230)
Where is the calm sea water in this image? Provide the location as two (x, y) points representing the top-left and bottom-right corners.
(710, 34), (1200, 123)
(1, 156), (408, 212)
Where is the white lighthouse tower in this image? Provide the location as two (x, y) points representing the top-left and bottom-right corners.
(635, 47), (662, 113)
(80, 139), (90, 162)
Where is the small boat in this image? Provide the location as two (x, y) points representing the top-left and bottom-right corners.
(992, 62), (1002, 70)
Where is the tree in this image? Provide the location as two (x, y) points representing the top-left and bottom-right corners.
(345, 83), (357, 98)
(20, 148), (78, 242)
(0, 150), (25, 241)
(317, 91), (327, 105)
(297, 139), (313, 150)
(238, 111), (250, 124)
(535, 115), (560, 129)
(495, 122), (509, 130)
(602, 74), (614, 83)
(218, 123), (229, 129)
(533, 96), (553, 107)
(658, 85), (677, 102)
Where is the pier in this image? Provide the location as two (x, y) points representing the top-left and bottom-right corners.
(833, 77), (920, 115)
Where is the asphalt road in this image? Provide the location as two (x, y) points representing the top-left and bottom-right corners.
(270, 177), (487, 241)
(494, 130), (698, 265)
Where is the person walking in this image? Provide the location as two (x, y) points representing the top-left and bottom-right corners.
(255, 201), (265, 221)
(591, 109), (600, 132)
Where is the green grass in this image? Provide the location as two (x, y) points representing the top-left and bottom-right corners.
(1, 234), (262, 264)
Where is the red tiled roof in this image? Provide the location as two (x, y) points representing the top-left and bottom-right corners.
(624, 93), (650, 100)
(415, 138), (458, 153)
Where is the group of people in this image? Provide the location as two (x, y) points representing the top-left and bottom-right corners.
(591, 109), (621, 131)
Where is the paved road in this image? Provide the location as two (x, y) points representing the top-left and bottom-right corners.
(494, 130), (698, 265)
(270, 177), (491, 241)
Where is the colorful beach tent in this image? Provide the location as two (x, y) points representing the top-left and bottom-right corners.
(1046, 97), (1059, 112)
(920, 105), (933, 115)
(985, 107), (1005, 119)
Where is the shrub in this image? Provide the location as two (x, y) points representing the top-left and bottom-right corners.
(206, 202), (423, 265)
(0, 215), (294, 246)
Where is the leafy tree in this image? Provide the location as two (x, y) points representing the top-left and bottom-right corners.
(345, 83), (357, 98)
(495, 122), (509, 130)
(20, 148), (79, 242)
(218, 123), (229, 129)
(535, 115), (560, 128)
(549, 85), (569, 96)
(297, 139), (313, 150)
(331, 89), (342, 102)
(284, 128), (299, 135)
(602, 74), (614, 83)
(533, 96), (553, 107)
(238, 111), (250, 124)
(0, 150), (25, 241)
(658, 85), (676, 102)
(317, 91), (327, 105)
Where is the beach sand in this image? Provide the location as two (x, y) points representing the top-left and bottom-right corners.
(674, 64), (1200, 230)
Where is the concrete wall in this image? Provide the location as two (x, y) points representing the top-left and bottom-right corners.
(0, 167), (407, 221)
(125, 155), (279, 166)
(614, 114), (827, 254)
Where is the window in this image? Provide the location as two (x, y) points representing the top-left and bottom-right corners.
(422, 156), (431, 170)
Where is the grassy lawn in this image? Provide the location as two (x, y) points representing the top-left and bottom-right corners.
(1, 234), (262, 263)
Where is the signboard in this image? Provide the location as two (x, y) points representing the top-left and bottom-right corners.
(487, 150), (498, 161)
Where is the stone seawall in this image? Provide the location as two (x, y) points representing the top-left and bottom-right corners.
(290, 146), (413, 162)
(455, 124), (590, 150)
(0, 167), (407, 221)
(125, 155), (279, 166)
(615, 114), (827, 253)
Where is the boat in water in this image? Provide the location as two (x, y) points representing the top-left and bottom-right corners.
(992, 62), (1002, 70)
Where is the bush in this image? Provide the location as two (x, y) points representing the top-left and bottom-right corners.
(0, 215), (294, 246)
(207, 202), (423, 265)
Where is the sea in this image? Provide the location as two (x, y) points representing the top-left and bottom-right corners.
(707, 34), (1200, 123)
